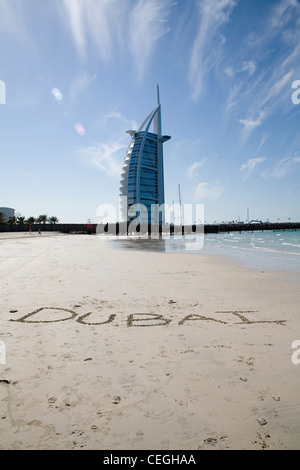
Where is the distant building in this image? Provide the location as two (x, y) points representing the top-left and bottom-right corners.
(119, 86), (171, 224)
(0, 207), (14, 222)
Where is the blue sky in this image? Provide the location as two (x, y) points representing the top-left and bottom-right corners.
(1, 0), (300, 224)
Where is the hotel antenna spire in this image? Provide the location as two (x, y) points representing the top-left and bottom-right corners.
(154, 84), (162, 137)
(157, 84), (160, 105)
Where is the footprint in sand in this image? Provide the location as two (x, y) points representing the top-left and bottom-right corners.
(47, 397), (57, 404)
(203, 435), (228, 448)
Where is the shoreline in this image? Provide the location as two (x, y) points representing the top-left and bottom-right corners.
(107, 233), (300, 276)
(1, 230), (299, 277)
(0, 234), (300, 449)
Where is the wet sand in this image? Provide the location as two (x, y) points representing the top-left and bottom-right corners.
(0, 232), (299, 449)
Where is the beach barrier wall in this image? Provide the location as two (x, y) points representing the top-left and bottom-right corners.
(0, 222), (299, 235)
(0, 223), (94, 234)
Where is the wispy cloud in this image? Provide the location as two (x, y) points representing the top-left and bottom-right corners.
(189, 0), (237, 99)
(58, 0), (116, 61)
(256, 133), (269, 154)
(77, 110), (138, 175)
(262, 154), (300, 179)
(103, 111), (138, 131)
(194, 182), (226, 201)
(58, 0), (172, 80)
(226, 0), (300, 130)
(239, 110), (267, 141)
(187, 159), (207, 179)
(224, 60), (256, 78)
(225, 83), (242, 112)
(128, 0), (172, 80)
(240, 157), (266, 181)
(78, 140), (125, 177)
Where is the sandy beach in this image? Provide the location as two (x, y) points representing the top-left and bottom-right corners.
(0, 232), (299, 450)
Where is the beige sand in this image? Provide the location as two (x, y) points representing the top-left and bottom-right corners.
(0, 232), (299, 450)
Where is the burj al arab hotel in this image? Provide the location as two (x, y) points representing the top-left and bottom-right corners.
(119, 86), (171, 225)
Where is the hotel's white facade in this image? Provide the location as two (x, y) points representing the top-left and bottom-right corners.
(119, 87), (170, 224)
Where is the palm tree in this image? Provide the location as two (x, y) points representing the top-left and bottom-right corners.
(16, 213), (25, 225)
(0, 212), (6, 224)
(48, 216), (59, 224)
(37, 214), (48, 224)
(17, 216), (26, 225)
(25, 217), (36, 225)
(7, 216), (16, 225)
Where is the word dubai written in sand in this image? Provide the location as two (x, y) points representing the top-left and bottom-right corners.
(2, 309), (299, 366)
(9, 306), (286, 327)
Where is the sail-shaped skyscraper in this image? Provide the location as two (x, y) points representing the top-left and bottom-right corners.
(119, 86), (171, 225)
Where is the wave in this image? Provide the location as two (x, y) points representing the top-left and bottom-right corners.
(282, 242), (300, 248)
(221, 242), (300, 256)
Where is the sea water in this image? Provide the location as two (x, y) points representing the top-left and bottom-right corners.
(198, 229), (300, 273)
(111, 229), (300, 273)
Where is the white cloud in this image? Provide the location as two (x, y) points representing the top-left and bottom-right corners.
(58, 0), (114, 60)
(222, 0), (300, 141)
(256, 133), (269, 153)
(225, 83), (241, 112)
(242, 60), (256, 75)
(245, 0), (300, 47)
(187, 159), (207, 179)
(128, 0), (172, 80)
(194, 182), (226, 201)
(103, 111), (138, 131)
(78, 140), (125, 177)
(104, 111), (126, 122)
(262, 154), (300, 179)
(240, 157), (266, 181)
(234, 1), (300, 121)
(224, 60), (256, 77)
(189, 0), (237, 99)
(258, 70), (294, 113)
(59, 0), (172, 80)
(64, 0), (85, 56)
(239, 110), (266, 141)
(77, 109), (140, 176)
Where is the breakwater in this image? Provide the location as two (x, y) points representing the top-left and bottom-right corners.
(0, 221), (299, 235)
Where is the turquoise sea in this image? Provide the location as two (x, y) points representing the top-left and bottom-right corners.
(197, 229), (300, 273)
(111, 229), (300, 273)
